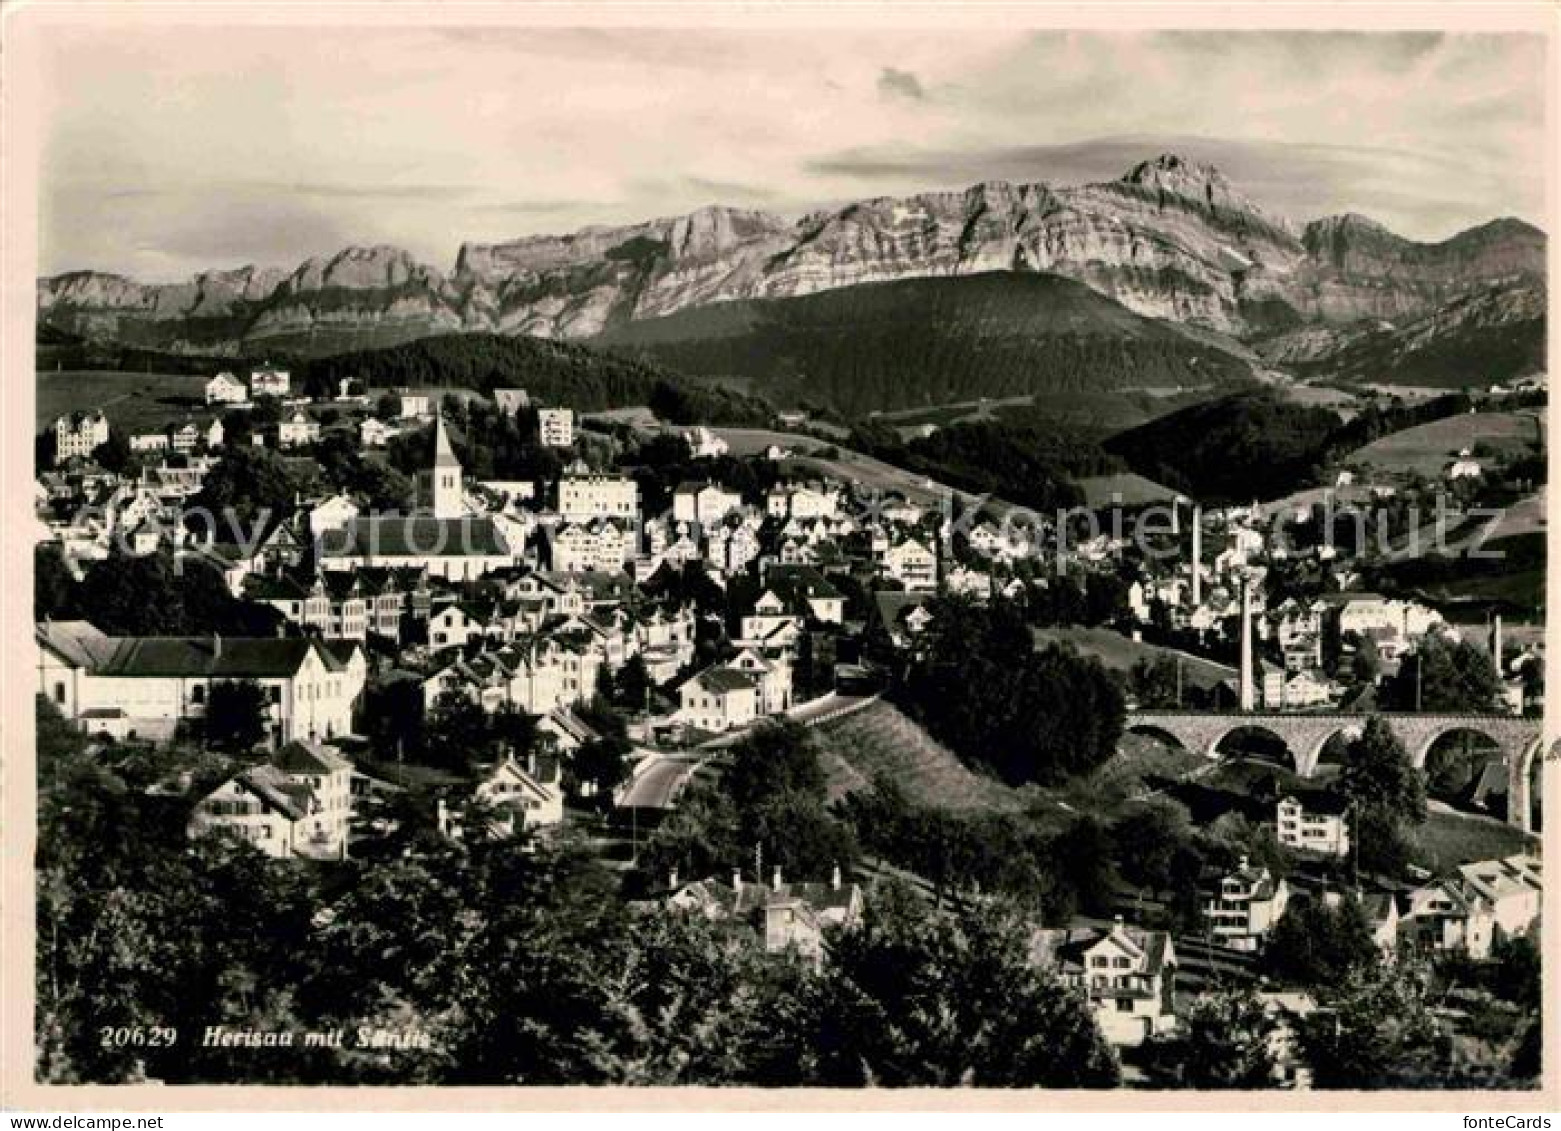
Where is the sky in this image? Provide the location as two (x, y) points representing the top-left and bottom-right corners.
(34, 26), (1549, 282)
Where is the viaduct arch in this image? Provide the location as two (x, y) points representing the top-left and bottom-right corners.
(1125, 711), (1544, 832)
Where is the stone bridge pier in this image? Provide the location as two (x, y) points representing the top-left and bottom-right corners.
(1125, 711), (1544, 832)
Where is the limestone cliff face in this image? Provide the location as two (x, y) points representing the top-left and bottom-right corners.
(36, 155), (1547, 356)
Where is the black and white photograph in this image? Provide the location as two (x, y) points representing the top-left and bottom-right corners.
(4, 2), (1556, 1108)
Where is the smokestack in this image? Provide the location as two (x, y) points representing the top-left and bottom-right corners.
(212, 632), (222, 660)
(733, 868), (742, 894)
(1492, 615), (1504, 673)
(772, 866), (782, 893)
(1190, 505), (1203, 607)
(832, 863), (842, 892)
(1239, 576), (1255, 712)
(669, 867), (678, 890)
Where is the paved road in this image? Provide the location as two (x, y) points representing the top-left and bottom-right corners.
(617, 754), (703, 809)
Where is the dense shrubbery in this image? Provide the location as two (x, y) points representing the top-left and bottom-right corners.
(900, 597), (1125, 786)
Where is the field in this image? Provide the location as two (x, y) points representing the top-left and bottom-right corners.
(37, 369), (210, 432)
(1076, 471), (1182, 508)
(1031, 626), (1234, 692)
(1409, 806), (1539, 872)
(811, 700), (1025, 813)
(1348, 411), (1542, 478)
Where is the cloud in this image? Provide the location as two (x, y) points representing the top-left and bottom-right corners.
(32, 26), (1546, 278)
(877, 67), (925, 101)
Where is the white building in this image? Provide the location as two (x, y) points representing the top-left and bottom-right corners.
(558, 472), (639, 523)
(882, 539), (938, 592)
(205, 371), (249, 405)
(250, 364), (290, 398)
(677, 665), (760, 732)
(684, 425), (729, 459)
(53, 411), (109, 465)
(187, 741), (353, 859)
(551, 520), (638, 574)
(539, 407), (575, 447)
(278, 411), (321, 449)
(1276, 793), (1351, 858)
(672, 482), (743, 527)
(36, 620), (364, 744)
(1029, 920), (1179, 1047)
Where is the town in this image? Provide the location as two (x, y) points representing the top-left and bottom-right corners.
(34, 355), (1545, 1089)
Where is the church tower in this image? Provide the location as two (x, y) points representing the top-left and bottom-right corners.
(423, 412), (463, 518)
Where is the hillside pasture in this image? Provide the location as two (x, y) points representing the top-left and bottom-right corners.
(37, 369), (210, 432)
(1031, 626), (1234, 692)
(1348, 411), (1542, 479)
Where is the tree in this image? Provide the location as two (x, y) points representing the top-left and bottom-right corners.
(35, 543), (78, 620)
(1141, 984), (1279, 1088)
(1340, 716), (1426, 827)
(611, 654), (654, 715)
(1263, 895), (1380, 989)
(204, 680), (269, 752)
(1297, 960), (1446, 1088)
(1110, 797), (1194, 892)
(1382, 635), (1500, 713)
(422, 689), (490, 773)
(811, 885), (1120, 1087)
(92, 429), (132, 474)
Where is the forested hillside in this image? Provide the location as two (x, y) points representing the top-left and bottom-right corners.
(596, 272), (1254, 415)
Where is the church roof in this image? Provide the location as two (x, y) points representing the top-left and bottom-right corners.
(432, 413), (461, 469)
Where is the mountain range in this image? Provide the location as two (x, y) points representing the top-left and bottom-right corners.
(37, 153), (1547, 387)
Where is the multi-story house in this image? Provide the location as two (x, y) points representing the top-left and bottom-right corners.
(170, 417), (224, 454)
(557, 471), (638, 523)
(1276, 792), (1351, 858)
(250, 363), (290, 398)
(1202, 857), (1291, 951)
(551, 519), (638, 574)
(729, 647), (793, 715)
(673, 481), (743, 527)
(53, 411), (109, 465)
(278, 411), (321, 449)
(678, 664), (760, 732)
(665, 867), (862, 965)
(1456, 855), (1542, 939)
(538, 407), (575, 447)
(1399, 879), (1497, 959)
(188, 740), (353, 860)
(1029, 919), (1179, 1047)
(881, 538), (938, 592)
(205, 371), (249, 405)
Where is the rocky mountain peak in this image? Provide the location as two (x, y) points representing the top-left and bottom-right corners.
(1120, 153), (1243, 208)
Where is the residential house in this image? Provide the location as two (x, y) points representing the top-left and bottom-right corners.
(684, 425), (729, 459)
(1399, 879), (1496, 959)
(250, 364), (290, 398)
(1456, 855), (1542, 939)
(881, 538), (937, 592)
(677, 664), (760, 732)
(729, 647), (793, 715)
(205, 371), (249, 405)
(1276, 792), (1351, 858)
(558, 471), (638, 522)
(550, 519), (638, 574)
(1202, 857), (1291, 951)
(441, 753), (564, 838)
(539, 407), (575, 447)
(665, 867), (862, 963)
(672, 481), (743, 527)
(493, 388), (530, 416)
(1029, 919), (1179, 1047)
(278, 411), (321, 449)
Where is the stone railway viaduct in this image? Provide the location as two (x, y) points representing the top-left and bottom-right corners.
(1125, 711), (1545, 832)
